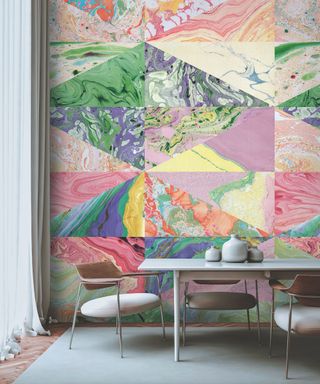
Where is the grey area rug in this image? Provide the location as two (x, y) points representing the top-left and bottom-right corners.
(15, 327), (320, 384)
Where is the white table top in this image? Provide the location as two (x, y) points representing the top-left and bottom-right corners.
(139, 258), (320, 271)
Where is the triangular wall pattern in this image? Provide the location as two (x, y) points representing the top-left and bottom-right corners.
(145, 43), (268, 107)
(51, 107), (145, 169)
(51, 174), (144, 237)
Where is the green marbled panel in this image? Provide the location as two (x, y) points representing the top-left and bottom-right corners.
(281, 216), (320, 237)
(279, 85), (320, 107)
(50, 42), (132, 87)
(145, 106), (243, 162)
(275, 238), (313, 258)
(50, 43), (145, 107)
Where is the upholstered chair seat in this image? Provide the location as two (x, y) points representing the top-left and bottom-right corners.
(81, 293), (160, 318)
(274, 304), (320, 335)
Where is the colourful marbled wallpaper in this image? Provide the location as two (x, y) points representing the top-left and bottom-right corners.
(49, 0), (320, 323)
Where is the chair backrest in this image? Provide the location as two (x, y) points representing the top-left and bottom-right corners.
(75, 260), (123, 290)
(288, 275), (320, 307)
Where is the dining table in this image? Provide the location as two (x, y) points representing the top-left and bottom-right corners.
(138, 258), (320, 362)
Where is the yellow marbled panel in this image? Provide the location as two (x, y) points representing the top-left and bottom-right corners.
(150, 144), (246, 172)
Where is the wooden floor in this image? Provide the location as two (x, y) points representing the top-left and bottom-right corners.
(0, 324), (67, 384)
(0, 322), (267, 384)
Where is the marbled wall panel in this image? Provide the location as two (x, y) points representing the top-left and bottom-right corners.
(145, 43), (267, 107)
(275, 109), (320, 172)
(50, 42), (135, 87)
(50, 127), (137, 172)
(149, 172), (274, 235)
(51, 174), (144, 237)
(149, 42), (274, 104)
(272, 42), (320, 106)
(145, 173), (268, 237)
(49, 1), (320, 323)
(145, 106), (244, 169)
(51, 43), (145, 107)
(275, 0), (320, 42)
(275, 173), (320, 235)
(146, 0), (274, 42)
(49, 0), (144, 42)
(50, 171), (140, 217)
(145, 107), (274, 172)
(51, 106), (145, 169)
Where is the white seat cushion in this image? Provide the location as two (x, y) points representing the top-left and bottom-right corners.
(274, 304), (320, 334)
(187, 292), (256, 310)
(81, 293), (160, 318)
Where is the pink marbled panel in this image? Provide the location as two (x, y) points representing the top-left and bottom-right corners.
(51, 127), (136, 172)
(275, 173), (320, 234)
(146, 0), (274, 42)
(149, 172), (246, 206)
(275, 110), (320, 172)
(51, 237), (146, 292)
(50, 172), (139, 217)
(205, 108), (275, 171)
(256, 237), (275, 259)
(275, 0), (320, 42)
(280, 238), (320, 259)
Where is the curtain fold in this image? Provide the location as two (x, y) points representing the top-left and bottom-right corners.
(31, 0), (51, 320)
(0, 0), (49, 361)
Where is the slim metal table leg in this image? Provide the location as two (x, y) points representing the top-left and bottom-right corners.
(174, 270), (180, 362)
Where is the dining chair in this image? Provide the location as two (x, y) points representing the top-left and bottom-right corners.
(182, 280), (261, 345)
(269, 275), (320, 379)
(69, 260), (165, 357)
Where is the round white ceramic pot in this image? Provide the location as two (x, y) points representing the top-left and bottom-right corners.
(247, 246), (264, 263)
(205, 246), (221, 262)
(222, 234), (247, 263)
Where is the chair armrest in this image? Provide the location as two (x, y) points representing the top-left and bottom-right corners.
(269, 279), (289, 292)
(81, 277), (122, 284)
(122, 272), (162, 278)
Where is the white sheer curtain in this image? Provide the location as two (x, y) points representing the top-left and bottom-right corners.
(0, 0), (48, 361)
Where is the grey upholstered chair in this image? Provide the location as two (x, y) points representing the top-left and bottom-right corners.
(69, 260), (165, 357)
(182, 280), (261, 345)
(269, 275), (320, 379)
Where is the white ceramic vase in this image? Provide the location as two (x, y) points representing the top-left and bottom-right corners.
(247, 246), (264, 263)
(205, 246), (221, 262)
(222, 234), (247, 263)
